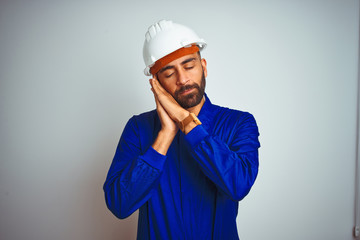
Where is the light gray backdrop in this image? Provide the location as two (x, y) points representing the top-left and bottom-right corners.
(0, 0), (359, 239)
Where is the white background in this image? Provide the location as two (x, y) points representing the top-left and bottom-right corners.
(0, 0), (359, 239)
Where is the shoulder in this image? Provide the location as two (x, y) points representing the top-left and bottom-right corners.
(201, 101), (260, 149)
(210, 103), (257, 126)
(128, 109), (158, 128)
(121, 110), (159, 149)
(203, 95), (256, 124)
(132, 109), (157, 121)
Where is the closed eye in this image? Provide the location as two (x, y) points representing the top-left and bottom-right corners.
(183, 63), (195, 70)
(165, 72), (174, 78)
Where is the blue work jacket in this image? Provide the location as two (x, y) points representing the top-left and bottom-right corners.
(103, 95), (260, 239)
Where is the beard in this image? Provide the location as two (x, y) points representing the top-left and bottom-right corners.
(173, 70), (206, 109)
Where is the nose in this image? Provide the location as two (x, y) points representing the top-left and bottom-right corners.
(176, 68), (189, 85)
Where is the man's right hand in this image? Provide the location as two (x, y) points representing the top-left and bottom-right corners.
(150, 77), (178, 155)
(153, 90), (178, 134)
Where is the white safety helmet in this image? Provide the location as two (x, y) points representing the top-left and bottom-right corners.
(143, 20), (207, 76)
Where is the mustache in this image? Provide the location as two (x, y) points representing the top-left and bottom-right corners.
(175, 84), (200, 95)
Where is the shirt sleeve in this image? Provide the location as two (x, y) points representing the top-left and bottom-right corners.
(103, 116), (166, 219)
(184, 112), (260, 201)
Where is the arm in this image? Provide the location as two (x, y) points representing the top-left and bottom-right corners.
(103, 117), (167, 219)
(185, 113), (260, 201)
(104, 78), (182, 219)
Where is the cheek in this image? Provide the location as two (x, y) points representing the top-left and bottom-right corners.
(159, 79), (177, 95)
(193, 69), (204, 84)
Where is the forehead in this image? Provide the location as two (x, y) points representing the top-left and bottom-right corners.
(162, 52), (200, 68)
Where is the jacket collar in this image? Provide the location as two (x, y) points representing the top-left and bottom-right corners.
(197, 93), (217, 130)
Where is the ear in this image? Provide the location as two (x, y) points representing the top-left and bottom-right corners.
(201, 58), (207, 78)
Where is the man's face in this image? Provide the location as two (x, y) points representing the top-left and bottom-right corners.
(156, 52), (208, 109)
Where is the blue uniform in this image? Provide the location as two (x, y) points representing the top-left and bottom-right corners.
(103, 95), (260, 239)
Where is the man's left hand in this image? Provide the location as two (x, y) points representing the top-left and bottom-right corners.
(150, 78), (189, 124)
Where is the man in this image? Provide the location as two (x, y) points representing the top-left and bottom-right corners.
(103, 20), (260, 239)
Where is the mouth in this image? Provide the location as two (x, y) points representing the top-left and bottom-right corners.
(180, 87), (195, 95)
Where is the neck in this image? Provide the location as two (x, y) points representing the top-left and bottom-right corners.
(186, 96), (205, 116)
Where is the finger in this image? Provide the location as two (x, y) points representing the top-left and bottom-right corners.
(150, 79), (161, 99)
(151, 85), (160, 104)
(154, 94), (160, 108)
(155, 93), (167, 116)
(152, 74), (165, 91)
(150, 77), (164, 92)
(150, 78), (161, 94)
(150, 78), (161, 96)
(154, 78), (167, 94)
(149, 78), (155, 89)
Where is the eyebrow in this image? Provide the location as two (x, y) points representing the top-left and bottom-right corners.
(159, 57), (197, 73)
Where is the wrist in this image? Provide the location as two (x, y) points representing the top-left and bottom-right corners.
(152, 129), (177, 155)
(176, 110), (190, 123)
(184, 120), (198, 134)
(158, 128), (177, 138)
(178, 112), (202, 134)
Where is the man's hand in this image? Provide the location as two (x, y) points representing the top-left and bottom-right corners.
(152, 87), (178, 135)
(150, 76), (188, 155)
(150, 77), (189, 124)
